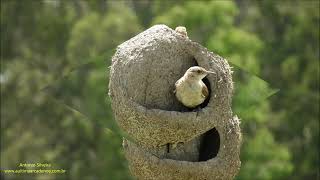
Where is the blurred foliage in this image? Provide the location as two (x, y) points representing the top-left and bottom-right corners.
(1, 0), (319, 180)
(67, 3), (142, 63)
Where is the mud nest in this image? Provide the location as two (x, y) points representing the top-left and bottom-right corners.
(109, 25), (241, 180)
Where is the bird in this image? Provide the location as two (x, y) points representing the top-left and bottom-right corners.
(175, 26), (188, 38)
(174, 66), (215, 109)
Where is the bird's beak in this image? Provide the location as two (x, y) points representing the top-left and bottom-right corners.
(206, 70), (216, 74)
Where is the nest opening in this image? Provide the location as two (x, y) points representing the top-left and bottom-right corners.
(199, 127), (220, 161)
(200, 77), (211, 108)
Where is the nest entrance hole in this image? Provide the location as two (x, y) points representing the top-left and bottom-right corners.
(199, 127), (220, 161)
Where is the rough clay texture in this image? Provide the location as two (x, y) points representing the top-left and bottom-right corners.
(109, 25), (242, 180)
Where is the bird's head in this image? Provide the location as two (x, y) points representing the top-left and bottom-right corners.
(184, 66), (215, 80)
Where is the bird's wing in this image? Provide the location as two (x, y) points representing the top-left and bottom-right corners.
(201, 85), (209, 98)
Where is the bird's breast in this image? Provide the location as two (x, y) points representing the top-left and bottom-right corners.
(175, 80), (206, 108)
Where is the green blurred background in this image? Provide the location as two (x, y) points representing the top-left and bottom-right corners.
(1, 0), (319, 179)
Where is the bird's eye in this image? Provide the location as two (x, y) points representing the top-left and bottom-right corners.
(197, 70), (201, 73)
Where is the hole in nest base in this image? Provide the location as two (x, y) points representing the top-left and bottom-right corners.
(199, 128), (220, 161)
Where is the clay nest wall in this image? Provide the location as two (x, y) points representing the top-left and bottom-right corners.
(109, 24), (241, 180)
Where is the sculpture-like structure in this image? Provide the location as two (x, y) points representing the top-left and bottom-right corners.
(109, 25), (241, 180)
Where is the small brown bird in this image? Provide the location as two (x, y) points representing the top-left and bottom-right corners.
(174, 66), (215, 108)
